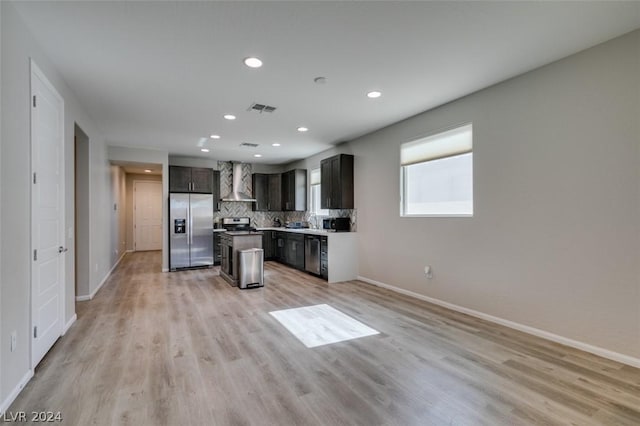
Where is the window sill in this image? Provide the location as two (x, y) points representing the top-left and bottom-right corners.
(400, 213), (473, 218)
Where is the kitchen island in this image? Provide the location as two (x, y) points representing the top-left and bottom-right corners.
(257, 228), (357, 283)
(219, 230), (263, 286)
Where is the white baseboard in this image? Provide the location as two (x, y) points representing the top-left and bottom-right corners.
(162, 268), (169, 272)
(357, 276), (640, 369)
(75, 252), (127, 302)
(126, 250), (134, 253)
(63, 314), (77, 335)
(0, 369), (33, 416)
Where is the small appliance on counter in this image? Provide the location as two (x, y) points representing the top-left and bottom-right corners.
(323, 217), (351, 232)
(273, 218), (282, 227)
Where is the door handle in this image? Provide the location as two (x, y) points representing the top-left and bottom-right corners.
(58, 246), (68, 253)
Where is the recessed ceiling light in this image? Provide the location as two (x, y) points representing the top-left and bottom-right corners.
(223, 114), (236, 120)
(201, 148), (210, 153)
(253, 154), (262, 158)
(297, 127), (308, 132)
(210, 134), (220, 139)
(367, 91), (382, 99)
(144, 169), (152, 173)
(244, 57), (263, 68)
(272, 143), (281, 147)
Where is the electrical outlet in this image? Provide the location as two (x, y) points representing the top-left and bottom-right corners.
(10, 331), (17, 352)
(424, 265), (433, 279)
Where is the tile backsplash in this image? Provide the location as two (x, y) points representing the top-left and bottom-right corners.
(213, 161), (357, 230)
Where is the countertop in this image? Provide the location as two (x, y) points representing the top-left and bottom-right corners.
(223, 231), (264, 236)
(214, 227), (354, 235)
(257, 227), (355, 236)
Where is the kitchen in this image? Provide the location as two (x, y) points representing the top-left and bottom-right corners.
(168, 158), (357, 285)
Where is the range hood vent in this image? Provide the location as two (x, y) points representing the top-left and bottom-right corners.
(221, 162), (256, 202)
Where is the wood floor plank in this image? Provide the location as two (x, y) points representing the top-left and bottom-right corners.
(8, 251), (640, 425)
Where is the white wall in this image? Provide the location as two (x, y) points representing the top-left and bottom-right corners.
(168, 155), (283, 174)
(109, 165), (126, 266)
(74, 125), (90, 298)
(290, 30), (640, 360)
(0, 2), (115, 406)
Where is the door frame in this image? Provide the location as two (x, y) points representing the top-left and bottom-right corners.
(30, 59), (66, 369)
(133, 179), (162, 251)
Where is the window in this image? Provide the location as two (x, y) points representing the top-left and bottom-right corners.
(400, 123), (473, 216)
(310, 168), (329, 216)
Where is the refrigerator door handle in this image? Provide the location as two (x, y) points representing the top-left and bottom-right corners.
(188, 201), (193, 248)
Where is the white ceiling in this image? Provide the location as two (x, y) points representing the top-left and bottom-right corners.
(12, 1), (640, 165)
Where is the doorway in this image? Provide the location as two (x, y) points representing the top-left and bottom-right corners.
(133, 180), (163, 251)
(74, 124), (90, 300)
(30, 60), (65, 368)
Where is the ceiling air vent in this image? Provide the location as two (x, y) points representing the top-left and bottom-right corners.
(248, 103), (277, 113)
(240, 142), (259, 148)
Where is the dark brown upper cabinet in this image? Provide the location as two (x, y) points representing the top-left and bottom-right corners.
(281, 169), (307, 211)
(252, 173), (269, 211)
(252, 173), (282, 211)
(320, 154), (354, 210)
(268, 173), (282, 211)
(212, 170), (220, 211)
(169, 166), (214, 194)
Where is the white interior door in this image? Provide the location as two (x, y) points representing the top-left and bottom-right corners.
(31, 60), (65, 368)
(134, 181), (163, 251)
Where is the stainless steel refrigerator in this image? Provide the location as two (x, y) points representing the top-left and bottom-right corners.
(169, 193), (214, 270)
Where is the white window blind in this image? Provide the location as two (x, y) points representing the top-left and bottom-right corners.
(400, 123), (473, 217)
(310, 168), (328, 216)
(401, 123), (472, 166)
(310, 168), (321, 185)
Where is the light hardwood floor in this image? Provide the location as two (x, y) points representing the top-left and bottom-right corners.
(10, 251), (640, 425)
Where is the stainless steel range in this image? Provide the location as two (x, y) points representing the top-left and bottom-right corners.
(219, 217), (263, 286)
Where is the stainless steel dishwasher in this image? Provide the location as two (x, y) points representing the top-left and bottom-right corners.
(304, 235), (321, 275)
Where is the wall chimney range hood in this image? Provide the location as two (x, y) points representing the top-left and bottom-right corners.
(221, 162), (256, 202)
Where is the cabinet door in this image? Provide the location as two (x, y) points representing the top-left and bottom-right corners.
(268, 174), (282, 211)
(294, 237), (305, 270)
(252, 174), (269, 211)
(336, 154), (354, 209)
(212, 170), (221, 211)
(321, 154), (354, 209)
(191, 168), (213, 193)
(329, 156), (341, 209)
(281, 171), (292, 211)
(320, 159), (332, 209)
(214, 233), (222, 265)
(261, 231), (271, 259)
(275, 232), (286, 262)
(285, 234), (304, 269)
(320, 236), (328, 280)
(169, 166), (192, 193)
